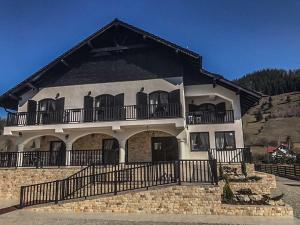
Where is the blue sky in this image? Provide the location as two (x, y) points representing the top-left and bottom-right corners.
(0, 0), (300, 116)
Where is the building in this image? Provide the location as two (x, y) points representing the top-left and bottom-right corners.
(0, 19), (260, 168)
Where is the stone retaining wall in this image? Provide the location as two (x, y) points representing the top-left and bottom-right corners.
(219, 172), (276, 195)
(29, 184), (293, 216)
(0, 168), (80, 200)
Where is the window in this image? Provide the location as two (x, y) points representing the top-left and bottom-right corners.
(149, 91), (168, 105)
(95, 94), (114, 108)
(38, 99), (56, 112)
(215, 131), (236, 149)
(190, 132), (210, 151)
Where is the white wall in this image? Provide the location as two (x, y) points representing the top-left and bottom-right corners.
(4, 80), (246, 161)
(18, 78), (184, 111)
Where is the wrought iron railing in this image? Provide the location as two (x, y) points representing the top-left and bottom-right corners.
(6, 103), (182, 126)
(0, 149), (104, 168)
(208, 148), (252, 163)
(186, 110), (234, 124)
(19, 160), (218, 208)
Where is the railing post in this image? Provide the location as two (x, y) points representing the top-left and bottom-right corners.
(19, 186), (25, 208)
(55, 180), (59, 204)
(177, 160), (181, 185)
(114, 170), (118, 195)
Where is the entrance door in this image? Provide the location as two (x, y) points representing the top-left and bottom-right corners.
(152, 137), (178, 162)
(49, 141), (66, 166)
(102, 139), (119, 164)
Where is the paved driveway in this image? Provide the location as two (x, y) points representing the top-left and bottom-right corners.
(0, 211), (299, 225)
(273, 176), (300, 219)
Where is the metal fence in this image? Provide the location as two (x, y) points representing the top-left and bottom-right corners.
(19, 160), (218, 208)
(255, 163), (300, 180)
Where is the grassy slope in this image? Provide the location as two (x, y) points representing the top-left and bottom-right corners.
(242, 92), (300, 153)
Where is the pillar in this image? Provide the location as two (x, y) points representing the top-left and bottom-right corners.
(17, 144), (24, 167)
(118, 140), (126, 164)
(65, 142), (73, 166)
(177, 139), (185, 160)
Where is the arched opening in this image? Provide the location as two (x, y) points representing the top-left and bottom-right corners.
(72, 133), (119, 164)
(23, 135), (66, 166)
(126, 130), (178, 163)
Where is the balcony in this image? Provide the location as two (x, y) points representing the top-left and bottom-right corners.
(186, 110), (234, 124)
(6, 103), (182, 126)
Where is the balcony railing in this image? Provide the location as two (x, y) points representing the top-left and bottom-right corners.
(0, 149), (104, 168)
(186, 110), (234, 124)
(6, 103), (182, 126)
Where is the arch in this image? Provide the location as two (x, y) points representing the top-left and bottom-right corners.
(69, 131), (118, 145)
(123, 128), (179, 141)
(21, 134), (65, 147)
(190, 93), (234, 106)
(126, 130), (178, 163)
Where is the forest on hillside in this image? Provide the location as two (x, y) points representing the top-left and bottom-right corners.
(234, 69), (300, 95)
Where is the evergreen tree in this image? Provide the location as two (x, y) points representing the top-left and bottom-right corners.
(234, 69), (300, 95)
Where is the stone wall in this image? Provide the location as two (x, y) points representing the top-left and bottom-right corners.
(0, 168), (80, 200)
(24, 136), (63, 151)
(29, 184), (293, 216)
(127, 131), (172, 162)
(72, 134), (113, 150)
(218, 163), (255, 176)
(219, 172), (276, 195)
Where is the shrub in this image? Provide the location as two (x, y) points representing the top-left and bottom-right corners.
(223, 178), (234, 202)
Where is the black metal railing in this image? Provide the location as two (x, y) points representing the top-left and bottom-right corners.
(208, 148), (252, 163)
(186, 110), (234, 124)
(6, 103), (182, 126)
(0, 149), (105, 168)
(19, 160), (218, 208)
(255, 163), (300, 180)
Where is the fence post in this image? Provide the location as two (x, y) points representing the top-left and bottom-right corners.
(294, 164), (297, 177)
(177, 160), (181, 185)
(114, 170), (118, 195)
(55, 180), (59, 204)
(19, 186), (25, 208)
(211, 159), (218, 185)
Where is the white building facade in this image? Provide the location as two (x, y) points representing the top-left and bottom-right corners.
(0, 19), (260, 166)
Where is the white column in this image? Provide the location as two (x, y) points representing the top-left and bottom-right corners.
(119, 140), (126, 164)
(65, 142), (73, 166)
(177, 139), (185, 160)
(17, 144), (24, 167)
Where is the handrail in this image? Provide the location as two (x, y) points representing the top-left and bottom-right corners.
(6, 103), (182, 126)
(186, 110), (234, 124)
(208, 148), (252, 163)
(19, 160), (218, 208)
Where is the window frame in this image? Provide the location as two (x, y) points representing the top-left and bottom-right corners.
(190, 132), (210, 152)
(149, 91), (169, 105)
(215, 131), (236, 150)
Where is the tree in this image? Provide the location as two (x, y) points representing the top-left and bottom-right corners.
(234, 69), (300, 95)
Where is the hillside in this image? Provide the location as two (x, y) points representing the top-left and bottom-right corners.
(235, 69), (300, 95)
(242, 92), (300, 158)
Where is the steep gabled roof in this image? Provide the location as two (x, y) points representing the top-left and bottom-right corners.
(0, 18), (260, 112)
(0, 19), (202, 110)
